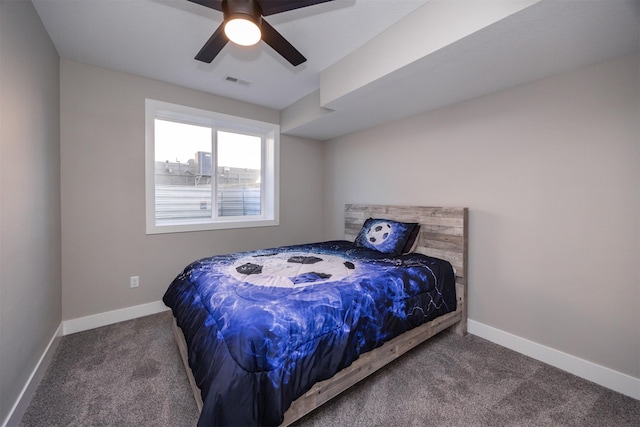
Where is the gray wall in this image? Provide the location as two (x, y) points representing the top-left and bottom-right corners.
(0, 0), (62, 423)
(60, 60), (325, 320)
(322, 54), (639, 379)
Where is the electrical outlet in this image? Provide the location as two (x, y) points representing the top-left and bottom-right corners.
(130, 276), (140, 288)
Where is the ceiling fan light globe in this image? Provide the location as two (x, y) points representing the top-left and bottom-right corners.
(224, 18), (261, 46)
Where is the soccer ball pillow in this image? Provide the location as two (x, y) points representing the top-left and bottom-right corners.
(354, 218), (419, 256)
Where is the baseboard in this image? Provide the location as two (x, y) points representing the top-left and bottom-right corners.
(62, 300), (169, 335)
(468, 319), (640, 400)
(2, 323), (63, 427)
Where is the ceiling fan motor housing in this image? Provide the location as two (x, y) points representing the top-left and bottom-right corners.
(223, 0), (263, 27)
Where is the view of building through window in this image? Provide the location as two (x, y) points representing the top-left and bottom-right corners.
(154, 119), (262, 223)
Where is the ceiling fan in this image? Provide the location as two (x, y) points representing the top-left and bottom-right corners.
(188, 0), (335, 66)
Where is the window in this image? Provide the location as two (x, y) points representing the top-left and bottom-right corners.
(145, 99), (279, 234)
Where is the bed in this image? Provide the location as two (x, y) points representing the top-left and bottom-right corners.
(164, 204), (468, 426)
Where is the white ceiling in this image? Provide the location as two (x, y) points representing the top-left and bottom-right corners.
(33, 0), (639, 141)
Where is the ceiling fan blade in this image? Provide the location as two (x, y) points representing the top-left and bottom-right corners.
(187, 0), (223, 12)
(195, 24), (228, 63)
(257, 0), (334, 16)
(260, 19), (306, 66)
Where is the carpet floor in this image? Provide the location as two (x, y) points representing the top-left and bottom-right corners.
(19, 311), (639, 426)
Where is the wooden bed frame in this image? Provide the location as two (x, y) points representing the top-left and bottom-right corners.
(172, 204), (468, 426)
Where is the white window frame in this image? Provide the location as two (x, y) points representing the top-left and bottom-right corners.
(145, 99), (279, 234)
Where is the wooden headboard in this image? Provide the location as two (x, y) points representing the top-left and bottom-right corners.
(344, 204), (468, 333)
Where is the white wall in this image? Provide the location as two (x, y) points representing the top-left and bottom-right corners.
(323, 54), (639, 379)
(60, 60), (325, 320)
(0, 0), (62, 423)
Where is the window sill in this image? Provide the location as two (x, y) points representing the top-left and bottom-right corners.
(146, 217), (279, 235)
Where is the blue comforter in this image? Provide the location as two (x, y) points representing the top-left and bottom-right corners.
(163, 240), (456, 426)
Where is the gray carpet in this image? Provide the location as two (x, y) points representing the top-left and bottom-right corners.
(19, 311), (639, 427)
(19, 312), (199, 427)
